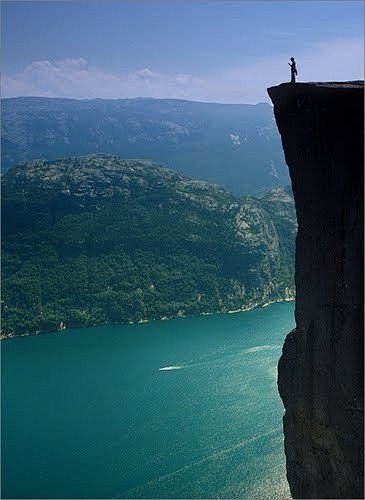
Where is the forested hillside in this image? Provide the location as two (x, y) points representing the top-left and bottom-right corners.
(2, 154), (296, 336)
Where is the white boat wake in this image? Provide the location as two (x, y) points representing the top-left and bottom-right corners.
(243, 345), (280, 354)
(158, 365), (184, 371)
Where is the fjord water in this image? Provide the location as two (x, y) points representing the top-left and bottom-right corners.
(2, 302), (294, 499)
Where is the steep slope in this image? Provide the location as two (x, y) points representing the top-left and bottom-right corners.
(2, 154), (295, 337)
(268, 82), (364, 498)
(2, 97), (288, 194)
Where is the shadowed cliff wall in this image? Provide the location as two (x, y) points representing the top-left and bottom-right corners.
(268, 82), (364, 499)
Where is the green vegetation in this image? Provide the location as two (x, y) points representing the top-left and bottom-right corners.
(2, 154), (296, 336)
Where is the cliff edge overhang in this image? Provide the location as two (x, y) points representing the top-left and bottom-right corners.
(268, 81), (364, 499)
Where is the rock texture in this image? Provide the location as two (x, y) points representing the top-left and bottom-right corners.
(268, 81), (364, 499)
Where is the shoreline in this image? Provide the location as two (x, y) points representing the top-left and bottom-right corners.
(1, 296), (295, 340)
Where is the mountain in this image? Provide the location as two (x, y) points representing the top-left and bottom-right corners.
(2, 97), (288, 194)
(2, 154), (296, 337)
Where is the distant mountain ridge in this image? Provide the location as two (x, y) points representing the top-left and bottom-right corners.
(2, 97), (288, 194)
(2, 154), (296, 336)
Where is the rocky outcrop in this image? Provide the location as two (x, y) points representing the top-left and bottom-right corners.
(268, 82), (364, 498)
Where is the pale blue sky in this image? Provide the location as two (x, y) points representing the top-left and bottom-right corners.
(2, 1), (364, 103)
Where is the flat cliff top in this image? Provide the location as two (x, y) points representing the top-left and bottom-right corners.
(309, 81), (364, 88)
(268, 80), (364, 101)
(270, 80), (364, 89)
(269, 81), (364, 91)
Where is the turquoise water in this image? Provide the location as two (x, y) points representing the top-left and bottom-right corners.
(2, 301), (294, 499)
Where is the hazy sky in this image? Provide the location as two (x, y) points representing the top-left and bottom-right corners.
(2, 0), (364, 103)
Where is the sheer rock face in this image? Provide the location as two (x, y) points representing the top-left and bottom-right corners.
(268, 82), (364, 499)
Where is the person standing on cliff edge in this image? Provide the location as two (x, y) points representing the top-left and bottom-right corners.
(289, 57), (297, 83)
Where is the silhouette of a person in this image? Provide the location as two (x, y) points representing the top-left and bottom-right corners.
(288, 57), (297, 83)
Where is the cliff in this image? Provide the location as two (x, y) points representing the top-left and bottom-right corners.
(268, 81), (364, 498)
